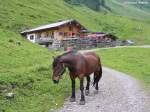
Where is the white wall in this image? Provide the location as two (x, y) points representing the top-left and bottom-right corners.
(54, 31), (63, 40)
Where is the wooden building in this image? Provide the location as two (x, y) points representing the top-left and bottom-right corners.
(21, 20), (118, 49)
(21, 19), (87, 46)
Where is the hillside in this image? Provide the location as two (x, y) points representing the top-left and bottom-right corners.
(65, 0), (150, 21)
(0, 0), (150, 44)
(0, 29), (73, 112)
(125, 0), (150, 13)
(0, 0), (150, 111)
(106, 0), (150, 21)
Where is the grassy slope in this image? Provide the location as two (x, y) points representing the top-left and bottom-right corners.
(0, 0), (150, 44)
(96, 48), (150, 88)
(0, 0), (150, 111)
(0, 29), (74, 112)
(106, 0), (150, 21)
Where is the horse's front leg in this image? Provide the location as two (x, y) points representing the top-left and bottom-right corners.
(70, 78), (76, 102)
(80, 79), (85, 105)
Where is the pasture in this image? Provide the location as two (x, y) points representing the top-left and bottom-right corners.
(96, 47), (150, 88)
(0, 30), (74, 112)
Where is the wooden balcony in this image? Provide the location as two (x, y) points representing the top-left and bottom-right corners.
(35, 37), (54, 44)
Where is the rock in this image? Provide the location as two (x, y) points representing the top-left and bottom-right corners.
(10, 83), (18, 89)
(16, 41), (21, 45)
(0, 85), (7, 93)
(49, 109), (55, 112)
(5, 92), (15, 99)
(1, 89), (7, 93)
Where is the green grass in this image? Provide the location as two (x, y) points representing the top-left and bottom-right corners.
(96, 48), (150, 88)
(0, 28), (78, 112)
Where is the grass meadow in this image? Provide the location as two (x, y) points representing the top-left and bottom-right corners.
(0, 29), (76, 112)
(96, 48), (150, 88)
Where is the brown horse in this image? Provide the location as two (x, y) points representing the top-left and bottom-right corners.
(52, 51), (102, 105)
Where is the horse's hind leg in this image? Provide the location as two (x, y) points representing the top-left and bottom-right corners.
(85, 75), (90, 96)
(94, 72), (99, 92)
(94, 67), (102, 93)
(95, 72), (102, 91)
(79, 79), (85, 105)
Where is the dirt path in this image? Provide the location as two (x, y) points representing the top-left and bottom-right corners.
(54, 67), (150, 112)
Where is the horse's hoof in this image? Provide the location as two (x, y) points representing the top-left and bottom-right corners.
(94, 90), (99, 94)
(79, 100), (85, 105)
(85, 90), (89, 96)
(69, 97), (76, 102)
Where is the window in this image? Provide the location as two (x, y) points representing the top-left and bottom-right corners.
(59, 32), (64, 35)
(30, 35), (34, 40)
(72, 33), (75, 36)
(64, 32), (68, 37)
(69, 26), (73, 31)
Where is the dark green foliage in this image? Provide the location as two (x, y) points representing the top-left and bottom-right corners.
(83, 0), (101, 11)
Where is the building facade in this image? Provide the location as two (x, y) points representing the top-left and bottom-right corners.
(21, 19), (86, 46)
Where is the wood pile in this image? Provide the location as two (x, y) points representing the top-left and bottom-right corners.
(51, 37), (117, 50)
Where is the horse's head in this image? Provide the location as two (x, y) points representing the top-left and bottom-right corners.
(52, 56), (66, 84)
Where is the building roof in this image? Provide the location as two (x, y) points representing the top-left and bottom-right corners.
(21, 19), (85, 34)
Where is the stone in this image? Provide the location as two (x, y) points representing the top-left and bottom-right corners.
(5, 92), (15, 99)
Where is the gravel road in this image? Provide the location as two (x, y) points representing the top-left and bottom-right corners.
(53, 67), (150, 112)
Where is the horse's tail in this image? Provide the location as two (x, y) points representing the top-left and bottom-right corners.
(93, 63), (102, 87)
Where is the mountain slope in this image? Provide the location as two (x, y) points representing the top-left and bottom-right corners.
(106, 0), (150, 21)
(124, 0), (150, 13)
(0, 0), (150, 44)
(65, 0), (150, 21)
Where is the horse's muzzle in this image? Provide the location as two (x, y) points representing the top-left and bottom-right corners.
(53, 80), (59, 84)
